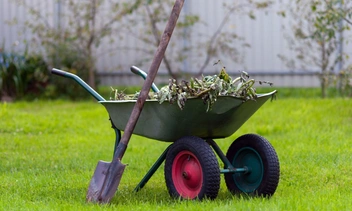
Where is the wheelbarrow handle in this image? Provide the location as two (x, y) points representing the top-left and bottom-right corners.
(130, 66), (159, 93)
(51, 68), (106, 102)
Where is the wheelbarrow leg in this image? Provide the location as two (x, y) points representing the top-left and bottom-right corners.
(110, 117), (171, 192)
(134, 145), (172, 192)
(206, 139), (249, 174)
(206, 139), (234, 169)
(110, 119), (122, 159)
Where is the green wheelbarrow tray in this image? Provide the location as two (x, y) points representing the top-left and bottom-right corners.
(101, 91), (276, 142)
(51, 67), (276, 142)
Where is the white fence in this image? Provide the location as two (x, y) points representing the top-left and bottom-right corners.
(1, 0), (351, 87)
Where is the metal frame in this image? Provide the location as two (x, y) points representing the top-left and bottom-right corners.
(110, 124), (249, 192)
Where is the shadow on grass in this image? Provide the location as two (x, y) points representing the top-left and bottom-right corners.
(94, 186), (273, 207)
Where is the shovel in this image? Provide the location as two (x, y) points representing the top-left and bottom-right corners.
(86, 0), (185, 204)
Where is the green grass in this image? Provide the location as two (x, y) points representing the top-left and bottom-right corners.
(1, 93), (352, 210)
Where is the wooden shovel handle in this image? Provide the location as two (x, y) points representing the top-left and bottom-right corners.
(116, 0), (185, 160)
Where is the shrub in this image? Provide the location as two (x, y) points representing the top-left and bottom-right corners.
(0, 50), (49, 101)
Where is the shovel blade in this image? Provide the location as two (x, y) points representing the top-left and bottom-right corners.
(86, 161), (110, 202)
(86, 160), (126, 203)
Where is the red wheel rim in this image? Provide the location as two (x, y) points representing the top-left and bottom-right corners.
(172, 150), (203, 199)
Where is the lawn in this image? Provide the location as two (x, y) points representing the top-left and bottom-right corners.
(1, 92), (352, 210)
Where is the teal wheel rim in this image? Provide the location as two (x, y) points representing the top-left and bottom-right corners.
(232, 147), (264, 193)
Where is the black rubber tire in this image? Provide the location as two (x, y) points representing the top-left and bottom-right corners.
(164, 136), (220, 200)
(224, 134), (280, 197)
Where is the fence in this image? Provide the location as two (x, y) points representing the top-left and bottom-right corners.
(0, 0), (351, 87)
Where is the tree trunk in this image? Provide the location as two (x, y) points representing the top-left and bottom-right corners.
(321, 41), (327, 98)
(321, 76), (326, 98)
(88, 62), (96, 90)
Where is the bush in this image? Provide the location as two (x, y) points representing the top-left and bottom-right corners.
(0, 50), (49, 101)
(338, 66), (352, 97)
(1, 41), (98, 101)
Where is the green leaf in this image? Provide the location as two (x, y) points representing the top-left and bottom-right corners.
(218, 67), (231, 83)
(328, 29), (335, 39)
(277, 11), (286, 18)
(311, 5), (317, 12)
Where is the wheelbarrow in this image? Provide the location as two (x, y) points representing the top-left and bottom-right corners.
(51, 66), (280, 200)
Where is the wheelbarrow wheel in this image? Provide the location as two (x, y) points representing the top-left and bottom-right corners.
(164, 136), (220, 200)
(224, 134), (279, 197)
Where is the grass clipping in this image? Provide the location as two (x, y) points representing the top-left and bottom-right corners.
(111, 65), (273, 112)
